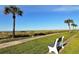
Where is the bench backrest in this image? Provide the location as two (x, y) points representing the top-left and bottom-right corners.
(53, 36), (64, 47)
(56, 36), (64, 47)
(48, 36), (64, 48)
(54, 38), (59, 48)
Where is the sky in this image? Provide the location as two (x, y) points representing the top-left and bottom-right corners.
(0, 5), (79, 31)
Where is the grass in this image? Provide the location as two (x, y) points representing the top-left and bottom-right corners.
(0, 31), (77, 54)
(62, 31), (79, 54)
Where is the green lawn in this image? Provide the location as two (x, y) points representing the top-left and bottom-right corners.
(0, 32), (77, 54)
(62, 32), (79, 54)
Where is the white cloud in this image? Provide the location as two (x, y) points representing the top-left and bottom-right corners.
(52, 5), (79, 12)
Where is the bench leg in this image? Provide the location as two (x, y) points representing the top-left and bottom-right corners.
(54, 49), (58, 54)
(49, 50), (52, 53)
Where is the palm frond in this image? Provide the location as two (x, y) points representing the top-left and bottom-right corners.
(18, 10), (23, 16)
(4, 7), (10, 14)
(4, 5), (23, 16)
(64, 19), (74, 24)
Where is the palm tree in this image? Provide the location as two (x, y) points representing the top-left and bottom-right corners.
(74, 24), (78, 29)
(64, 19), (74, 32)
(71, 23), (75, 30)
(4, 6), (23, 38)
(71, 23), (78, 30)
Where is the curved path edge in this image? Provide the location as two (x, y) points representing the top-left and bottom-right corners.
(0, 33), (59, 49)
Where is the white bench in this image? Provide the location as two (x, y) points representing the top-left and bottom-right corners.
(48, 36), (64, 54)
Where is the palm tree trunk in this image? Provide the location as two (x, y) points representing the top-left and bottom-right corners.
(68, 23), (71, 32)
(12, 14), (16, 38)
(73, 26), (75, 30)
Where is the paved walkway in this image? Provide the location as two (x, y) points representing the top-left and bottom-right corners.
(0, 33), (59, 49)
